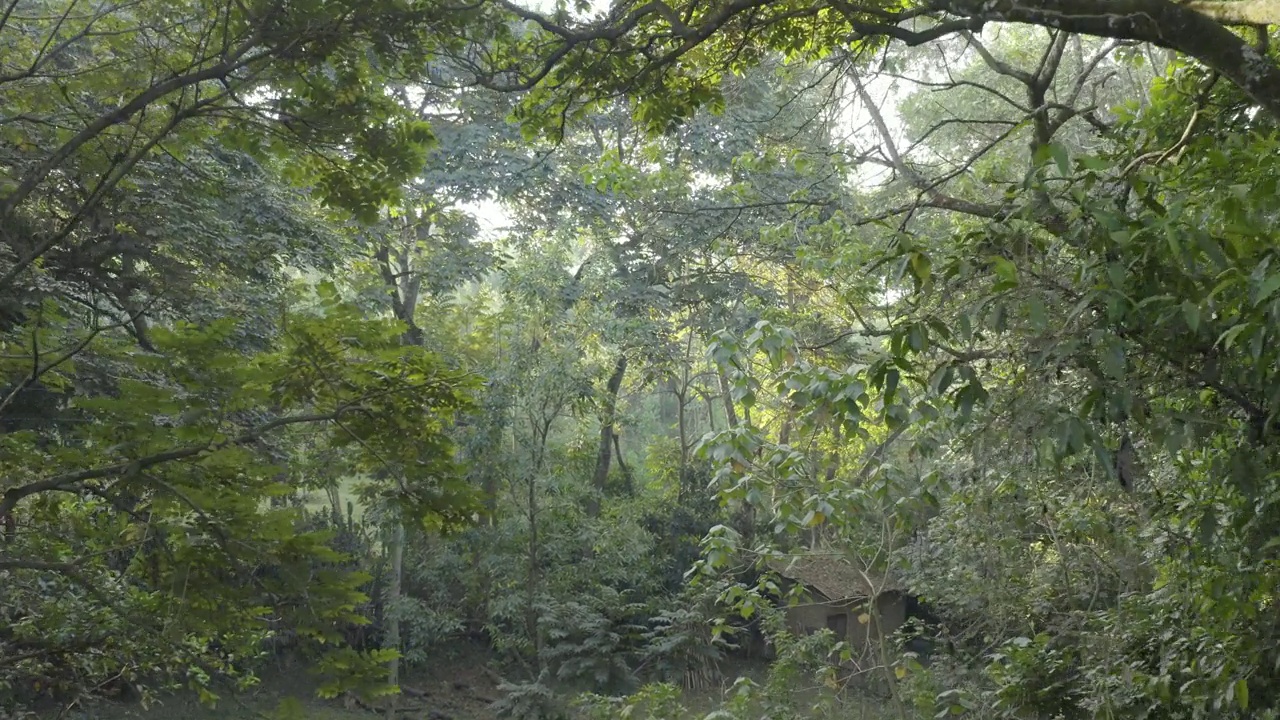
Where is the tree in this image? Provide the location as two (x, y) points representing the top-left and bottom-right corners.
(0, 5), (518, 705)
(472, 0), (1280, 122)
(433, 1), (1280, 714)
(8, 0), (1280, 715)
(0, 287), (478, 708)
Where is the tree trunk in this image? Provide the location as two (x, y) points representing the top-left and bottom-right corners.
(374, 225), (428, 697)
(483, 469), (499, 526)
(526, 468), (541, 674)
(676, 386), (690, 500)
(718, 369), (739, 429)
(611, 430), (633, 493)
(717, 369), (755, 540)
(384, 519), (405, 719)
(660, 376), (679, 430)
(588, 354), (628, 516)
(670, 332), (696, 499)
(523, 417), (554, 676)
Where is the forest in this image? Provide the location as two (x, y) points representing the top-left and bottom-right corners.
(3, 0), (1280, 718)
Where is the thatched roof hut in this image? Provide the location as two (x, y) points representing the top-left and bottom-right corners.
(765, 553), (906, 653)
(768, 554), (901, 601)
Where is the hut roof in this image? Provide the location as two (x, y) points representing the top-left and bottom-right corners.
(768, 554), (901, 602)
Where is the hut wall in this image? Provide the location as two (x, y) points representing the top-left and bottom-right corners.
(782, 592), (907, 649)
(784, 601), (836, 637)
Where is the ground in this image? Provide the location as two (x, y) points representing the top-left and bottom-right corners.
(47, 646), (780, 720)
(56, 650), (503, 720)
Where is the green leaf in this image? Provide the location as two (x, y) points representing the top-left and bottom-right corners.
(1182, 301), (1201, 333)
(884, 369), (900, 404)
(1077, 154), (1111, 171)
(909, 251), (932, 289)
(1050, 144), (1070, 176)
(1101, 341), (1126, 379)
(929, 363), (955, 395)
(1194, 234), (1230, 270)
(907, 324), (928, 353)
(990, 256), (1018, 289)
(1255, 272), (1280, 306)
(1027, 296), (1048, 331)
(1216, 323), (1249, 351)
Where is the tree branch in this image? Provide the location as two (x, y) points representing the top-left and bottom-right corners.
(492, 0), (1280, 119)
(1183, 0), (1280, 25)
(943, 0), (1280, 117)
(0, 409), (354, 520)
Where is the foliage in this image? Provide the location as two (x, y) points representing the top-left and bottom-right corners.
(575, 610), (903, 720)
(0, 289), (475, 708)
(492, 675), (568, 720)
(639, 583), (736, 691)
(6, 0), (1280, 718)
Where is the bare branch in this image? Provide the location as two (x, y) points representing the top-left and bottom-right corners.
(943, 0), (1280, 117)
(962, 30), (1035, 84)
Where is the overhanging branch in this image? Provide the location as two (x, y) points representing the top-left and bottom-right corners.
(0, 409), (350, 520)
(486, 0), (1280, 119)
(942, 0), (1280, 117)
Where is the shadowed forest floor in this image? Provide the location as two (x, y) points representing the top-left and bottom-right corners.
(54, 653), (778, 720)
(59, 658), (504, 720)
